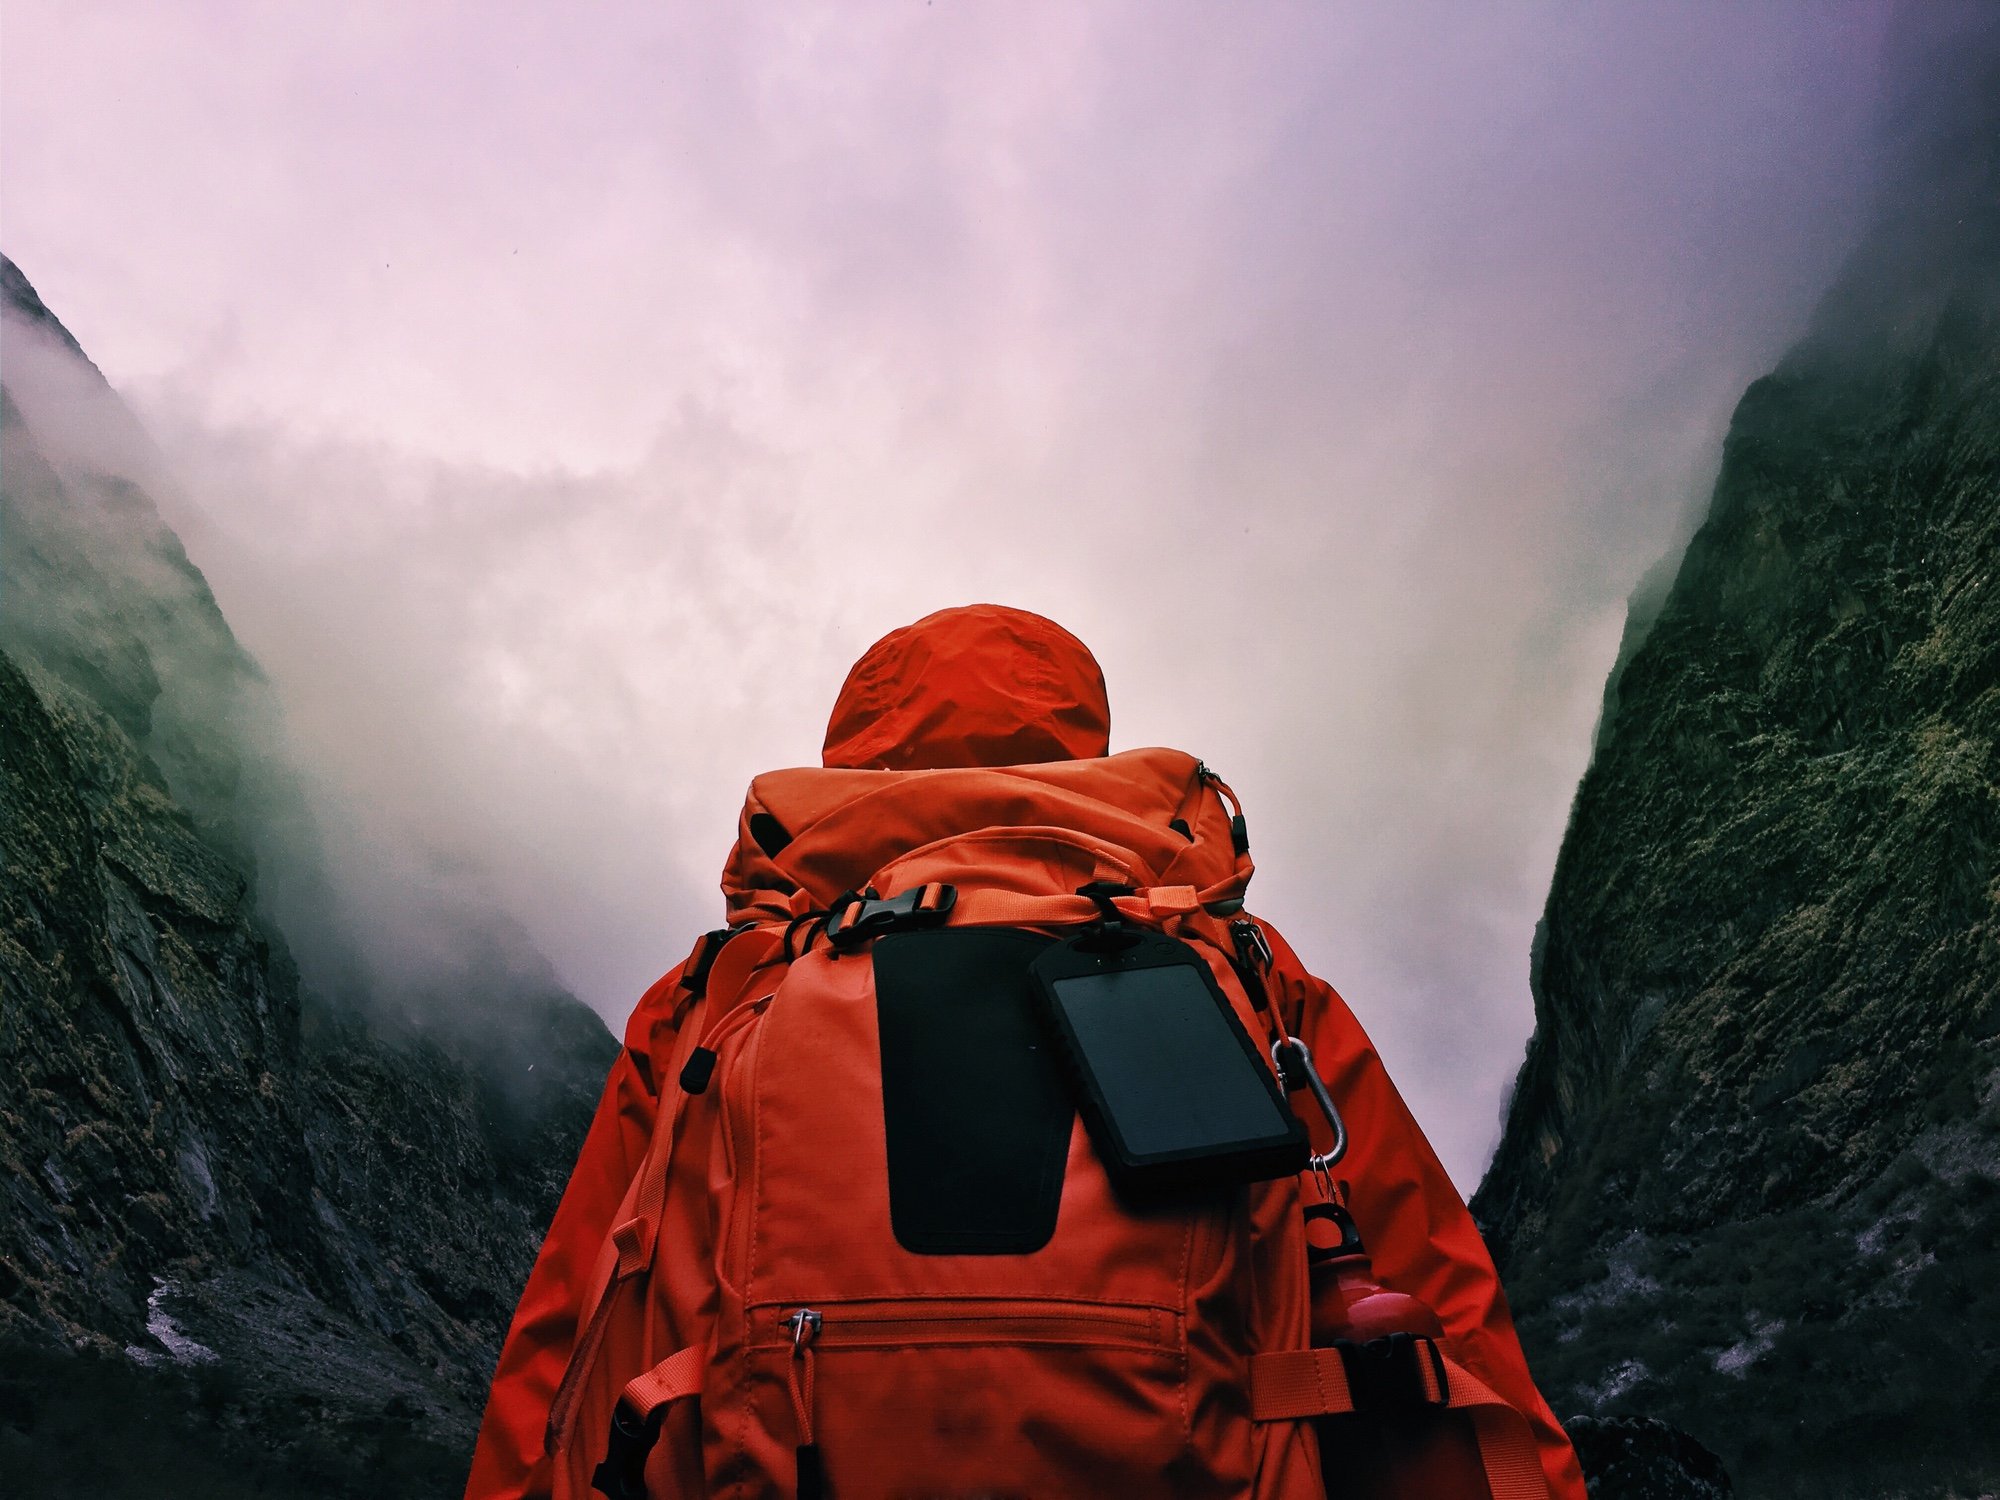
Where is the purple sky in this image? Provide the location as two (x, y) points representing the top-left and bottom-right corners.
(3, 3), (1897, 1188)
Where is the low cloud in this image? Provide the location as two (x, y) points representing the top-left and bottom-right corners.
(5, 2), (1914, 1185)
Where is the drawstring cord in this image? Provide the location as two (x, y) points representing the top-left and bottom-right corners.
(785, 1309), (825, 1499)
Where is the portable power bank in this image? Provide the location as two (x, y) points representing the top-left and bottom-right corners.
(1031, 928), (1309, 1195)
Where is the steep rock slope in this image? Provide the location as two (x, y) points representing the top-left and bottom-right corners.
(0, 257), (616, 1495)
(1474, 16), (2000, 1499)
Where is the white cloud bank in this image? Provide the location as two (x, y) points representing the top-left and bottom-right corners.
(2, 2), (1902, 1186)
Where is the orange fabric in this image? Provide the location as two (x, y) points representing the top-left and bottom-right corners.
(821, 603), (1110, 770)
(620, 1344), (706, 1419)
(463, 965), (693, 1500)
(464, 605), (1582, 1500)
(1249, 1344), (1445, 1419)
(1250, 1348), (1548, 1500)
(720, 750), (1247, 929)
(1259, 922), (1585, 1500)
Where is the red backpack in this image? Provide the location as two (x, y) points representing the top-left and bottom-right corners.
(528, 750), (1553, 1500)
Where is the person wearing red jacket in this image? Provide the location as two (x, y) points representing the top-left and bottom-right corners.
(464, 603), (1584, 1500)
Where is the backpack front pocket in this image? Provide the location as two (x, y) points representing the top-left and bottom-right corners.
(727, 1295), (1192, 1500)
(709, 941), (1258, 1500)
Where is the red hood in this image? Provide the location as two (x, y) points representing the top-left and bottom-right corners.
(821, 604), (1110, 771)
(715, 605), (1204, 925)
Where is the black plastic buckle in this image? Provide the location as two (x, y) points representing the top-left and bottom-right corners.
(826, 884), (957, 951)
(591, 1401), (664, 1500)
(1335, 1333), (1449, 1412)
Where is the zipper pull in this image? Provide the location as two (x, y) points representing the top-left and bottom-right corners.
(1230, 917), (1273, 972)
(1229, 917), (1284, 1041)
(783, 1308), (825, 1499)
(1194, 762), (1249, 854)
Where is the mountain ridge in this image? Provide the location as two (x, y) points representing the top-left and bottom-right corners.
(0, 253), (617, 1496)
(1473, 12), (2000, 1493)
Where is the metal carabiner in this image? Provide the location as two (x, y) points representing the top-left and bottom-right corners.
(1272, 1035), (1348, 1171)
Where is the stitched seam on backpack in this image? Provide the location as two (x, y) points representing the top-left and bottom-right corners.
(732, 991), (775, 1500)
(1177, 1205), (1193, 1440)
(744, 1295), (1179, 1319)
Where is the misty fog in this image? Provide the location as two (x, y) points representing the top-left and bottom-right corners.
(2, 3), (1907, 1187)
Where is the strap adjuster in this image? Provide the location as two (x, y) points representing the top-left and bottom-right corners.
(826, 883), (958, 951)
(591, 1401), (664, 1500)
(1335, 1333), (1449, 1412)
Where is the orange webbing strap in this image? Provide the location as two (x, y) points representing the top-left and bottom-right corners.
(948, 880), (1246, 930)
(1250, 1348), (1549, 1500)
(626, 925), (784, 1268)
(1250, 1344), (1441, 1419)
(545, 927), (787, 1456)
(945, 889), (1106, 928)
(561, 1348), (706, 1500)
(544, 1109), (685, 1454)
(620, 1344), (706, 1420)
(546, 1201), (645, 1446)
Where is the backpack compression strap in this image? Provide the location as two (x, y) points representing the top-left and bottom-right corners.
(822, 763), (1257, 941)
(588, 1346), (707, 1500)
(819, 880), (1215, 934)
(1249, 1345), (1549, 1500)
(544, 925), (788, 1459)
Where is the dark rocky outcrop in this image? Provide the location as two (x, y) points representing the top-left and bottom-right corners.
(1477, 10), (2000, 1498)
(1, 256), (616, 1495)
(1566, 1418), (1732, 1500)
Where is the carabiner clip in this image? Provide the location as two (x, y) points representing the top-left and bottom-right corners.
(1272, 1035), (1348, 1170)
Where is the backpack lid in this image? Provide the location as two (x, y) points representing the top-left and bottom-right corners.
(720, 748), (1245, 923)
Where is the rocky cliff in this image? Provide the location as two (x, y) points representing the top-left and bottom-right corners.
(0, 257), (617, 1496)
(1474, 13), (2000, 1499)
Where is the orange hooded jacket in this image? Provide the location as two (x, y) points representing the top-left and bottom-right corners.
(463, 603), (1584, 1500)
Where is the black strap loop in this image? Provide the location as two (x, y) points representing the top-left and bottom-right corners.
(783, 911), (830, 963)
(1073, 881), (1140, 952)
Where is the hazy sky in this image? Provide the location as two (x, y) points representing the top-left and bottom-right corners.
(3, 3), (1899, 1188)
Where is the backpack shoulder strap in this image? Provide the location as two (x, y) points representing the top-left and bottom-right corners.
(620, 927), (738, 1092)
(546, 923), (789, 1457)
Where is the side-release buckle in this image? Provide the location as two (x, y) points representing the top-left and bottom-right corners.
(826, 883), (958, 951)
(1334, 1332), (1450, 1413)
(591, 1401), (664, 1500)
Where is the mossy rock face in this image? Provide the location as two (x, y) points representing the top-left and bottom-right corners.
(1476, 21), (2000, 1498)
(1, 257), (616, 1490)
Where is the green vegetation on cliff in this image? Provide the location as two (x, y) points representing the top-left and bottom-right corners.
(1475, 17), (2000, 1496)
(1, 257), (617, 1491)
